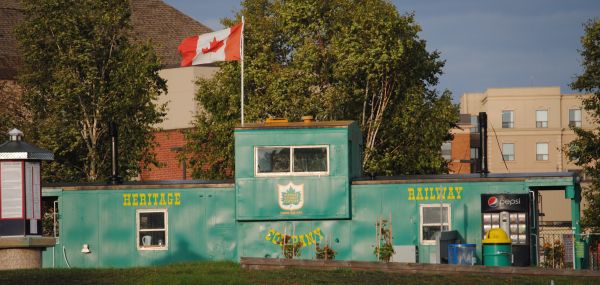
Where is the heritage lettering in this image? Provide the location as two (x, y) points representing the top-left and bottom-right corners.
(264, 227), (325, 246)
(123, 192), (181, 207)
(407, 186), (463, 201)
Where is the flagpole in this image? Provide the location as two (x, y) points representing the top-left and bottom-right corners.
(241, 16), (245, 126)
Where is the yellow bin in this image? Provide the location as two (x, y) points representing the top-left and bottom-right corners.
(482, 228), (512, 266)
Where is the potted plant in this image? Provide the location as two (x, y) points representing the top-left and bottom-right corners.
(278, 235), (303, 259)
(374, 216), (394, 262)
(315, 243), (336, 260)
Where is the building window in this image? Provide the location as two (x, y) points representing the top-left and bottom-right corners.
(1, 161), (24, 219)
(536, 143), (549, 161)
(502, 143), (515, 161)
(569, 109), (581, 127)
(255, 146), (329, 176)
(137, 209), (168, 250)
(470, 115), (479, 133)
(470, 147), (480, 173)
(536, 110), (548, 128)
(441, 142), (452, 161)
(502, 111), (514, 128)
(470, 148), (479, 159)
(420, 204), (451, 245)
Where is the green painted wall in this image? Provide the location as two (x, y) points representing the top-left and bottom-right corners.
(42, 187), (236, 268)
(234, 123), (361, 220)
(234, 180), (535, 263)
(43, 177), (579, 268)
(351, 181), (527, 263)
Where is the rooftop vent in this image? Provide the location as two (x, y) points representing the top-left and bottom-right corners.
(8, 128), (23, 141)
(301, 115), (314, 123)
(0, 129), (54, 161)
(266, 118), (288, 124)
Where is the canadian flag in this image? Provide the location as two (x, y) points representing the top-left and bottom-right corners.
(178, 23), (243, 66)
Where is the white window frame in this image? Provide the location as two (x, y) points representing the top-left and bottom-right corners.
(536, 143), (549, 161)
(569, 109), (582, 127)
(536, 110), (548, 128)
(136, 209), (168, 251)
(502, 143), (515, 161)
(420, 203), (451, 245)
(254, 145), (330, 177)
(502, 110), (514, 128)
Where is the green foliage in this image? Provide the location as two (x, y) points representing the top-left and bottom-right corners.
(315, 243), (336, 260)
(0, 82), (28, 137)
(277, 234), (303, 259)
(541, 240), (565, 269)
(187, 0), (458, 179)
(16, 0), (166, 182)
(374, 218), (394, 262)
(568, 19), (600, 235)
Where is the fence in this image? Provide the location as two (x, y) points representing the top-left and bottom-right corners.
(581, 233), (600, 270)
(538, 226), (600, 270)
(591, 251), (600, 270)
(537, 226), (573, 269)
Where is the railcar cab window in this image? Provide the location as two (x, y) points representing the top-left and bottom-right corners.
(137, 209), (168, 250)
(255, 146), (329, 176)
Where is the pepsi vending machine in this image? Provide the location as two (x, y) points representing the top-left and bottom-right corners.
(481, 194), (530, 266)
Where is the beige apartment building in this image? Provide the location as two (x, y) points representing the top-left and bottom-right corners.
(460, 86), (593, 224)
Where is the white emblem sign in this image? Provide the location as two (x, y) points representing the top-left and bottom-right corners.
(277, 182), (304, 211)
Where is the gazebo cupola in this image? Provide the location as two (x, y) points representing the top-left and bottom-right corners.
(0, 129), (53, 236)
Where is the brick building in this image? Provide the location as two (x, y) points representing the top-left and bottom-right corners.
(0, 0), (216, 181)
(444, 115), (473, 174)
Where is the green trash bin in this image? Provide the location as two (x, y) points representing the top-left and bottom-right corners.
(482, 228), (512, 266)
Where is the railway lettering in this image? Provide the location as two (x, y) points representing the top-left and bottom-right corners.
(407, 186), (463, 201)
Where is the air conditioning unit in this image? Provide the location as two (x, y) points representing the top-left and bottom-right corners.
(391, 245), (417, 263)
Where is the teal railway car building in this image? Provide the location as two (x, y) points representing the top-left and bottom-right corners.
(40, 120), (585, 268)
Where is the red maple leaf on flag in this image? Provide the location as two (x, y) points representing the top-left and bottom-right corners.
(202, 37), (225, 54)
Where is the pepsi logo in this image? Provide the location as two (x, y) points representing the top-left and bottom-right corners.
(487, 196), (498, 208)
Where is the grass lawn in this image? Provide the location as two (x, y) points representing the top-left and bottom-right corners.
(1, 262), (599, 285)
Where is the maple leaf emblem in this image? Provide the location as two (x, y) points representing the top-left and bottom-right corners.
(201, 36), (224, 54)
(277, 182), (304, 211)
(281, 186), (301, 206)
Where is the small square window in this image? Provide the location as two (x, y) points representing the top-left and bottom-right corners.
(536, 110), (548, 128)
(536, 143), (549, 161)
(137, 209), (168, 250)
(502, 111), (514, 128)
(569, 109), (581, 127)
(420, 204), (451, 245)
(502, 143), (515, 161)
(256, 147), (290, 173)
(293, 147), (327, 172)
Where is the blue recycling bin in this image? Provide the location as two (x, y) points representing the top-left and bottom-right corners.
(448, 244), (476, 265)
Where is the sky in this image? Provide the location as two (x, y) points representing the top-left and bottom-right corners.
(163, 0), (600, 102)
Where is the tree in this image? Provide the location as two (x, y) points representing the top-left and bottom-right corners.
(0, 81), (29, 137)
(186, 0), (458, 179)
(567, 19), (600, 238)
(16, 0), (166, 182)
